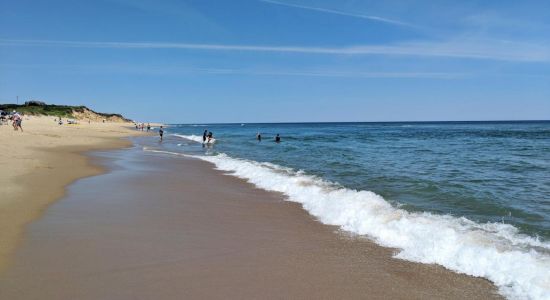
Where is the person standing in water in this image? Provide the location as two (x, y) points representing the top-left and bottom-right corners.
(257, 132), (262, 142)
(159, 126), (164, 141)
(207, 131), (213, 143)
(203, 130), (208, 143)
(275, 134), (281, 143)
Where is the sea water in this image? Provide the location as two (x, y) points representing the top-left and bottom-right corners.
(148, 122), (550, 299)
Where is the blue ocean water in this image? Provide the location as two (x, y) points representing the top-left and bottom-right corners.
(167, 121), (550, 240)
(144, 121), (550, 299)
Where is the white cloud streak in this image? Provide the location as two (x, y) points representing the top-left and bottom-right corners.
(192, 69), (465, 79)
(1, 38), (548, 62)
(259, 0), (414, 28)
(0, 63), (466, 79)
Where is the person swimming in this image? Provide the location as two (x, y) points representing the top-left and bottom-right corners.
(275, 134), (281, 143)
(257, 132), (262, 142)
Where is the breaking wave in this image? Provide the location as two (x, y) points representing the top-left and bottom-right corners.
(143, 146), (550, 300)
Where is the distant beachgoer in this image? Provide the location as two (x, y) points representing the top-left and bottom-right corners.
(159, 126), (164, 141)
(203, 130), (208, 143)
(275, 134), (281, 143)
(207, 131), (213, 141)
(257, 132), (262, 142)
(11, 115), (16, 130)
(15, 117), (23, 132)
(10, 111), (16, 130)
(147, 123), (151, 132)
(12, 112), (22, 132)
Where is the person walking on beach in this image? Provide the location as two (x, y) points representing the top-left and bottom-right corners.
(15, 116), (23, 132)
(12, 112), (23, 132)
(159, 126), (164, 141)
(275, 134), (281, 143)
(11, 112), (17, 130)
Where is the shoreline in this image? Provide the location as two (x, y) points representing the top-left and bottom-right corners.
(0, 116), (151, 271)
(0, 137), (501, 299)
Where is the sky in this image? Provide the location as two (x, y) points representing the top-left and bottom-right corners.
(0, 0), (549, 123)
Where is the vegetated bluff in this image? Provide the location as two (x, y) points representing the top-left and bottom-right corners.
(0, 102), (131, 123)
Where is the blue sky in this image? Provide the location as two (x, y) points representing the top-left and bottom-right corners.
(1, 0), (549, 123)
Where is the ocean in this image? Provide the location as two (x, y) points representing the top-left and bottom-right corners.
(145, 121), (550, 300)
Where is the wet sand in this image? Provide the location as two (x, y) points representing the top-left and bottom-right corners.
(0, 138), (501, 299)
(0, 116), (149, 271)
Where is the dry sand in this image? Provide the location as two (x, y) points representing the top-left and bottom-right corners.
(0, 116), (151, 271)
(0, 139), (501, 299)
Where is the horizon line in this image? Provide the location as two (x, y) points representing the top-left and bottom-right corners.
(167, 119), (550, 125)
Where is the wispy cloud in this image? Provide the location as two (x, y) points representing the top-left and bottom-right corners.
(191, 69), (464, 79)
(1, 38), (548, 62)
(0, 63), (466, 79)
(259, 0), (414, 28)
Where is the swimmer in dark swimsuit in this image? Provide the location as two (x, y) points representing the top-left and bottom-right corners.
(205, 131), (213, 143)
(275, 134), (280, 143)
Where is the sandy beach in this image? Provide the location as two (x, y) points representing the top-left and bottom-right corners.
(0, 136), (501, 299)
(3, 0), (549, 298)
(0, 116), (148, 271)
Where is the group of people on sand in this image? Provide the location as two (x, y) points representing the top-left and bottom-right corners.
(135, 123), (151, 132)
(1, 111), (23, 132)
(133, 122), (165, 141)
(257, 132), (281, 143)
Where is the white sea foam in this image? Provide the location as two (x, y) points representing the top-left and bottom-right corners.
(143, 148), (188, 156)
(174, 134), (217, 144)
(174, 134), (203, 143)
(143, 147), (550, 300)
